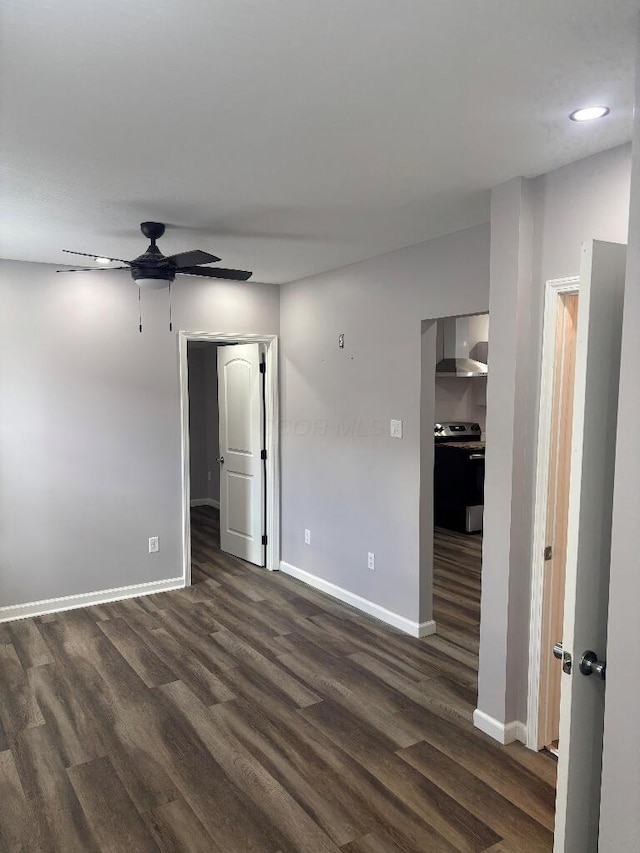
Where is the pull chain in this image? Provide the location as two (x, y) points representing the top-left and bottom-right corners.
(168, 281), (173, 332)
(138, 286), (143, 333)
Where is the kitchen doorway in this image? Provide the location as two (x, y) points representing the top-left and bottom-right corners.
(419, 312), (489, 719)
(179, 332), (280, 585)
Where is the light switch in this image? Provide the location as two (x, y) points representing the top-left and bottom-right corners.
(390, 419), (403, 439)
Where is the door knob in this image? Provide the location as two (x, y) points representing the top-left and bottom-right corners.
(579, 650), (606, 680)
(216, 456), (225, 464)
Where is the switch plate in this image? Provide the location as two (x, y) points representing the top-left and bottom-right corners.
(390, 419), (403, 439)
(304, 529), (311, 545)
(207, 469), (212, 481)
(149, 536), (159, 554)
(368, 552), (375, 570)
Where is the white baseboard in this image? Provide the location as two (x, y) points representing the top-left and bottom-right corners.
(279, 561), (436, 638)
(0, 576), (185, 624)
(473, 709), (527, 745)
(190, 498), (220, 509)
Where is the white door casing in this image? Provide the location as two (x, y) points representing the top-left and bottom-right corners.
(527, 277), (580, 752)
(217, 342), (265, 566)
(179, 332), (279, 583)
(554, 240), (627, 852)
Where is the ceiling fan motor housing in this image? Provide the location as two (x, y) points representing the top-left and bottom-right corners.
(132, 233), (175, 288)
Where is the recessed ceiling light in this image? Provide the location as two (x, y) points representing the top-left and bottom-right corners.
(569, 106), (610, 122)
(95, 256), (111, 264)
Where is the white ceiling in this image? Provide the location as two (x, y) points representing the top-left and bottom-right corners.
(1, 0), (637, 284)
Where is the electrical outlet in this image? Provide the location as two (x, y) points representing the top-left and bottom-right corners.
(390, 419), (403, 439)
(149, 536), (159, 554)
(368, 552), (375, 571)
(304, 529), (311, 545)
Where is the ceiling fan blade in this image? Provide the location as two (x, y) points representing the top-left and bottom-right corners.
(166, 249), (221, 269)
(178, 266), (253, 281)
(63, 250), (132, 264)
(56, 266), (130, 273)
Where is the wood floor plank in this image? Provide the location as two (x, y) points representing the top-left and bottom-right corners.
(0, 644), (46, 733)
(398, 739), (554, 852)
(0, 748), (36, 852)
(98, 618), (177, 688)
(341, 830), (427, 853)
(299, 699), (500, 852)
(209, 698), (368, 847)
(8, 619), (54, 669)
(9, 724), (101, 852)
(68, 756), (160, 852)
(211, 629), (323, 708)
(144, 798), (225, 853)
(152, 681), (316, 853)
(279, 651), (423, 748)
(0, 714), (8, 752)
(306, 613), (439, 682)
(153, 607), (238, 671)
(215, 691), (462, 853)
(129, 625), (236, 706)
(397, 704), (556, 831)
(27, 663), (106, 768)
(348, 652), (475, 724)
(159, 679), (343, 853)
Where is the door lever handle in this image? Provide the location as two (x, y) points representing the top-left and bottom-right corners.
(579, 650), (606, 680)
(216, 456), (225, 464)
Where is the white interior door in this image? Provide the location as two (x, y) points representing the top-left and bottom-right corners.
(554, 240), (627, 852)
(217, 343), (265, 566)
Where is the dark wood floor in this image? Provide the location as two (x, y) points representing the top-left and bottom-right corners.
(0, 510), (556, 852)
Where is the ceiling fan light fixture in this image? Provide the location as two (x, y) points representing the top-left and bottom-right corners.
(134, 276), (172, 290)
(95, 256), (112, 264)
(569, 105), (610, 122)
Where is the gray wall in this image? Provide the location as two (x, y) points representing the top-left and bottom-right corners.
(599, 48), (640, 851)
(477, 145), (632, 727)
(434, 378), (487, 434)
(280, 223), (490, 624)
(187, 343), (220, 503)
(0, 260), (279, 608)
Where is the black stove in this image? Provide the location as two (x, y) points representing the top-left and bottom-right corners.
(434, 421), (482, 443)
(434, 421), (485, 533)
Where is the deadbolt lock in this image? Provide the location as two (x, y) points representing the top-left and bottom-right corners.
(553, 641), (572, 674)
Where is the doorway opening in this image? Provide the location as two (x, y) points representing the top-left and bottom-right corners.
(420, 312), (489, 719)
(179, 332), (280, 585)
(528, 277), (580, 753)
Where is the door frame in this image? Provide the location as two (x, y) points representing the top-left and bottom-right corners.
(526, 276), (580, 751)
(178, 331), (280, 584)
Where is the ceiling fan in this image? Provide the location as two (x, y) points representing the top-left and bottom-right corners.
(57, 221), (253, 288)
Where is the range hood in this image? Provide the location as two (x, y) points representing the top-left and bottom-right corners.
(436, 317), (488, 378)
